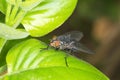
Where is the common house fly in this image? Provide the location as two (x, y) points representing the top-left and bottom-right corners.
(47, 31), (94, 67)
(50, 31), (94, 54)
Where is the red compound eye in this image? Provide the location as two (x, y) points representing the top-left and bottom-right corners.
(50, 40), (61, 47)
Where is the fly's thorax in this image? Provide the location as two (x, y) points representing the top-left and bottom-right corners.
(58, 41), (72, 50)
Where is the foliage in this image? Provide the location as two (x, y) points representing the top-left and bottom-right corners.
(0, 0), (109, 80)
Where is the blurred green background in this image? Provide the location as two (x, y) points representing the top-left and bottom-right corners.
(40, 0), (120, 80)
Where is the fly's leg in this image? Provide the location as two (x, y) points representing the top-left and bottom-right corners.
(63, 49), (74, 67)
(64, 54), (69, 67)
(46, 45), (50, 49)
(66, 49), (74, 55)
(55, 48), (59, 50)
(64, 48), (76, 67)
(40, 44), (50, 51)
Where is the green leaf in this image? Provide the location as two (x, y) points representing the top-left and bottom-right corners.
(1, 39), (109, 80)
(0, 38), (6, 53)
(0, 23), (29, 40)
(6, 0), (43, 11)
(22, 0), (78, 37)
(0, 38), (29, 67)
(5, 0), (43, 27)
(0, 38), (7, 66)
(0, 0), (7, 14)
(2, 67), (109, 80)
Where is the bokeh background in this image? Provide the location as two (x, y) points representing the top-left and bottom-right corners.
(41, 0), (120, 80)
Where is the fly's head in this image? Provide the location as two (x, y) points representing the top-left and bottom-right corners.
(50, 35), (62, 48)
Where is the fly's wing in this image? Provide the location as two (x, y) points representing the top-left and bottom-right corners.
(57, 31), (83, 42)
(72, 42), (95, 54)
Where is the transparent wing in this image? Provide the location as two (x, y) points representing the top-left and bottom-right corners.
(57, 31), (83, 41)
(72, 43), (95, 54)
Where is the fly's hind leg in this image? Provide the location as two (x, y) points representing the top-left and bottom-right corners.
(64, 54), (69, 67)
(64, 48), (76, 67)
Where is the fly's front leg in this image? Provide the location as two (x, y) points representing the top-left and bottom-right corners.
(40, 44), (50, 51)
(55, 47), (59, 50)
(46, 44), (50, 49)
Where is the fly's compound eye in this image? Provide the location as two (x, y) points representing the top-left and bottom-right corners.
(50, 40), (61, 48)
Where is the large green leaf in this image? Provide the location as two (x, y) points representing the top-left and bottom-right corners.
(22, 0), (78, 37)
(0, 39), (109, 80)
(0, 38), (29, 67)
(2, 67), (108, 80)
(0, 23), (29, 40)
